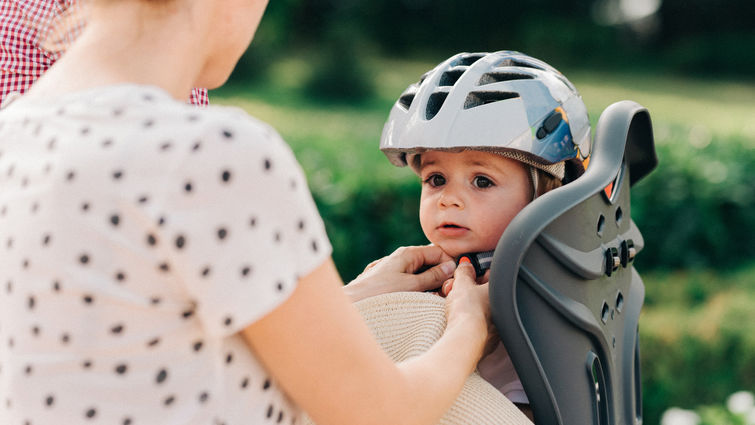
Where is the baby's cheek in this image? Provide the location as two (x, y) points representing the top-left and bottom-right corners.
(484, 216), (516, 248)
(418, 208), (433, 240)
(479, 231), (504, 252)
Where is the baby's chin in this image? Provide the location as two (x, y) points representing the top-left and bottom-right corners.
(433, 241), (492, 260)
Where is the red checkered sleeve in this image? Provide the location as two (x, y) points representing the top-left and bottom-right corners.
(190, 87), (209, 107)
(1, 0), (208, 107)
(1, 0), (61, 103)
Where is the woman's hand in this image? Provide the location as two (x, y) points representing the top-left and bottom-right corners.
(440, 267), (490, 297)
(444, 259), (497, 360)
(243, 258), (502, 425)
(344, 245), (456, 302)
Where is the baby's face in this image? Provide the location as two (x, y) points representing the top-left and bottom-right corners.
(418, 150), (531, 259)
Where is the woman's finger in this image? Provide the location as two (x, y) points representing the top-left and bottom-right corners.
(476, 269), (491, 285)
(440, 278), (453, 297)
(451, 258), (477, 289)
(414, 260), (456, 291)
(396, 245), (452, 274)
(362, 258), (382, 272)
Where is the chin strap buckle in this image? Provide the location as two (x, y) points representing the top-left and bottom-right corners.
(456, 250), (495, 277)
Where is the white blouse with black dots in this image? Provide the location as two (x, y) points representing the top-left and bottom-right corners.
(0, 85), (332, 425)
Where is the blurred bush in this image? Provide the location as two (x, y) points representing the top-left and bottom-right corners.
(307, 127), (755, 279)
(641, 266), (755, 425)
(227, 0), (300, 83)
(632, 130), (755, 270)
(303, 26), (375, 102)
(661, 391), (755, 425)
(229, 0), (755, 85)
(655, 0), (755, 76)
(313, 180), (426, 281)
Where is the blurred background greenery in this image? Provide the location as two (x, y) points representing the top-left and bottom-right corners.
(211, 0), (754, 423)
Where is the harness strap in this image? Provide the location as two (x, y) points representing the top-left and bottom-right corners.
(456, 250), (495, 277)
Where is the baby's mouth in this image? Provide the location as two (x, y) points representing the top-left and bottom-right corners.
(437, 223), (469, 235)
(439, 221), (467, 229)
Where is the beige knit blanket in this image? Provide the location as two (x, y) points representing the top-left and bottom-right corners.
(303, 291), (533, 425)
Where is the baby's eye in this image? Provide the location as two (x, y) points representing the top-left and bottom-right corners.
(473, 176), (494, 188)
(424, 174), (446, 187)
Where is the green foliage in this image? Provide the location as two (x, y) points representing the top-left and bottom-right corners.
(698, 407), (747, 425)
(303, 27), (375, 102)
(241, 0), (755, 80)
(315, 180), (426, 280)
(663, 32), (755, 77)
(641, 266), (755, 425)
(632, 130), (755, 270)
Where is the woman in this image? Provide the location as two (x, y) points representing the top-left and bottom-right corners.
(0, 1), (492, 424)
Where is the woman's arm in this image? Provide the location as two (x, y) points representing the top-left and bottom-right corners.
(343, 245), (456, 302)
(241, 258), (489, 425)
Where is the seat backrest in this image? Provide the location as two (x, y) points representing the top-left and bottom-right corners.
(489, 101), (658, 425)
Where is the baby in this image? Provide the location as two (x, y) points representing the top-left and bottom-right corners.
(379, 51), (591, 415)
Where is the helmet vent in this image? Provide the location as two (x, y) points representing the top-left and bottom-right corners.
(453, 54), (486, 67)
(426, 90), (450, 120)
(478, 72), (534, 85)
(463, 91), (519, 109)
(496, 58), (545, 71)
(397, 85), (419, 110)
(398, 93), (416, 110)
(439, 68), (465, 87)
(418, 70), (433, 85)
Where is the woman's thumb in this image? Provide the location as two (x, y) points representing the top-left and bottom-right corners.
(453, 257), (477, 287)
(416, 260), (456, 290)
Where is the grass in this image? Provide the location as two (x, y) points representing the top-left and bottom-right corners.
(566, 68), (755, 141)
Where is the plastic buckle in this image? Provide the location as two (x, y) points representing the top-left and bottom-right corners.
(456, 251), (494, 277)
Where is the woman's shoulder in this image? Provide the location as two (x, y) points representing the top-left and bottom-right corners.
(1, 83), (297, 170)
(85, 84), (292, 156)
(14, 83), (284, 149)
(141, 90), (291, 156)
(103, 85), (279, 137)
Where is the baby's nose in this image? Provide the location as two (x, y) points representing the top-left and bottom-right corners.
(439, 188), (464, 208)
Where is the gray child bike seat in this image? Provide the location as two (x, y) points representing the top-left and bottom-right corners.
(489, 100), (657, 425)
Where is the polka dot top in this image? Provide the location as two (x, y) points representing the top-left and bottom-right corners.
(0, 84), (332, 425)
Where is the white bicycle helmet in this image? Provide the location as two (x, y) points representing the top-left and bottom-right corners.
(380, 51), (591, 181)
